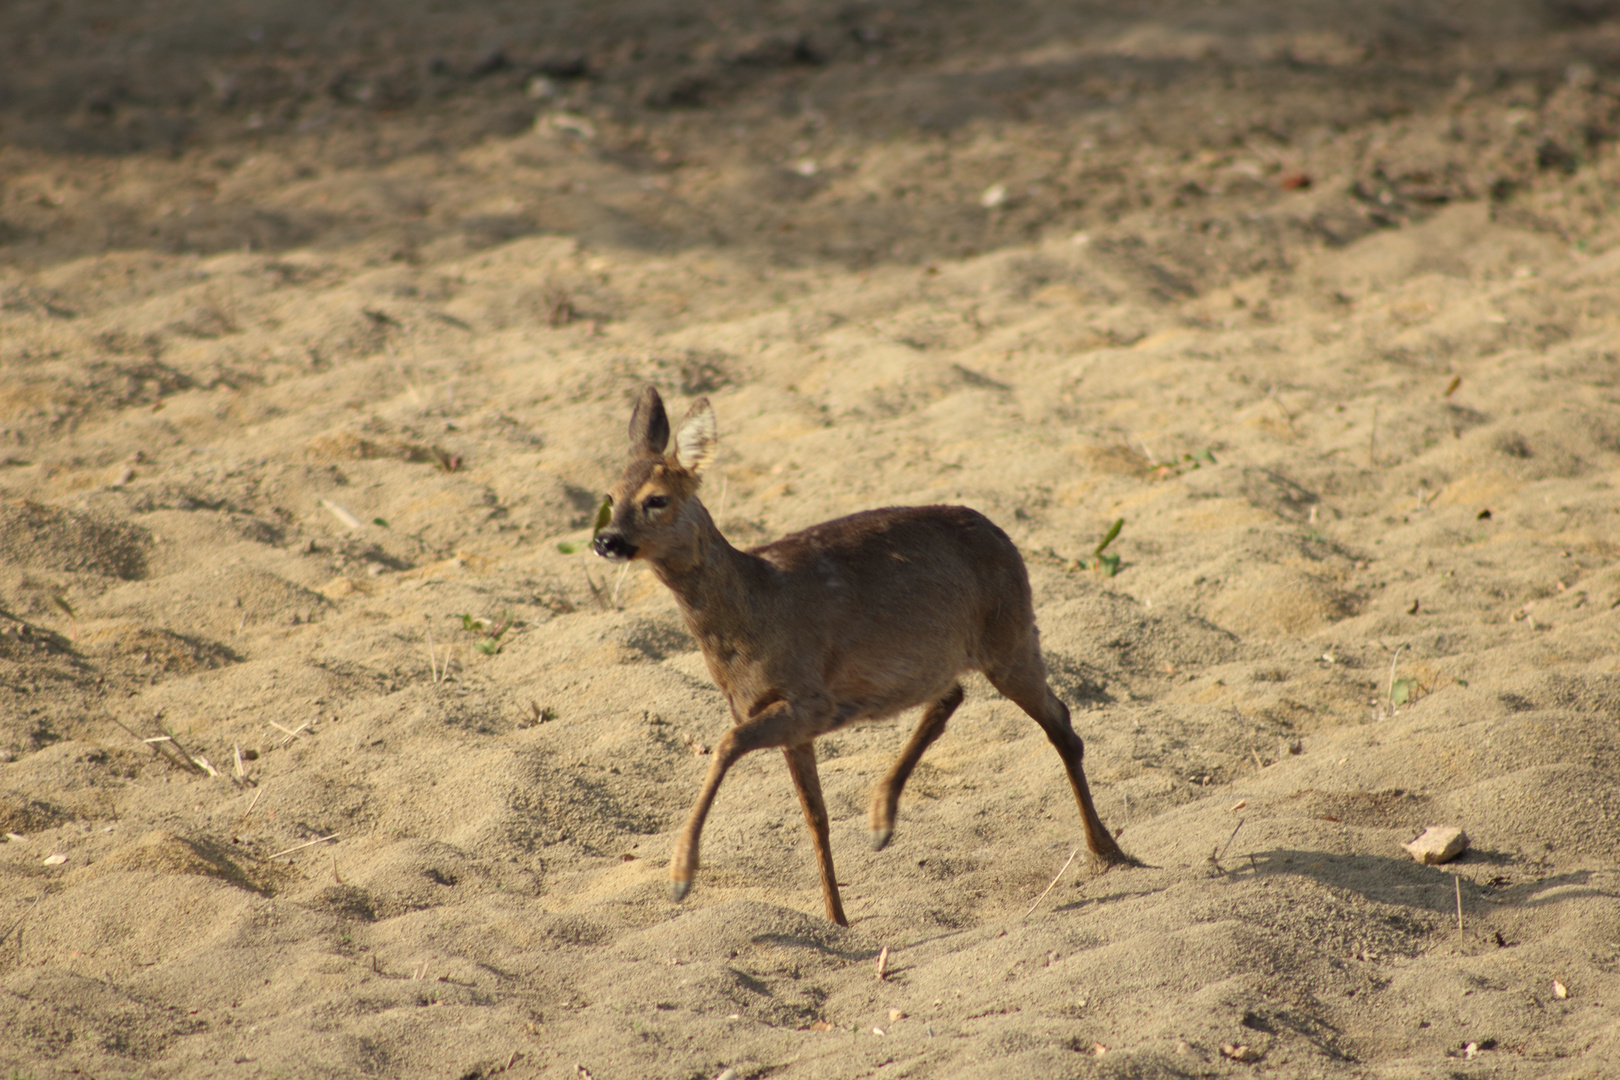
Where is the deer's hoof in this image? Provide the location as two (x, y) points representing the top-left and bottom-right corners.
(1094, 847), (1143, 871)
(869, 828), (892, 852)
(669, 879), (692, 903)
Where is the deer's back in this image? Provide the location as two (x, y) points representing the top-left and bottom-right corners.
(756, 503), (1021, 576)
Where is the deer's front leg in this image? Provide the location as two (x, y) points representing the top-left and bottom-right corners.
(670, 696), (829, 904)
(782, 741), (847, 926)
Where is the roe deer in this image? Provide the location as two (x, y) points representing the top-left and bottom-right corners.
(593, 386), (1133, 926)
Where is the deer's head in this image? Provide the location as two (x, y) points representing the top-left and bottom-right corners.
(593, 386), (717, 564)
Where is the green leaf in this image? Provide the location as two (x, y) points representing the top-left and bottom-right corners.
(591, 495), (613, 535)
(459, 613), (481, 632)
(372, 517), (389, 528)
(557, 540), (586, 554)
(1096, 552), (1122, 578)
(1094, 517), (1124, 556)
(476, 639), (501, 656)
(1391, 676), (1418, 707)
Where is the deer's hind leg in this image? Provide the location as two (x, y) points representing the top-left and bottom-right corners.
(869, 682), (963, 851)
(986, 658), (1135, 869)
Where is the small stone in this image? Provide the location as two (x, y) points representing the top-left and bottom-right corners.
(1553, 979), (1569, 999)
(43, 853), (67, 865)
(1403, 826), (1469, 865)
(888, 1009), (905, 1022)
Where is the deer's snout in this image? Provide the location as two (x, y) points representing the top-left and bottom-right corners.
(593, 531), (636, 561)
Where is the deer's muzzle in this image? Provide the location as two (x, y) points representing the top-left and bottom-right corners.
(593, 532), (636, 561)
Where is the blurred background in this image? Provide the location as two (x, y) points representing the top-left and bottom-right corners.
(4, 0), (1619, 272)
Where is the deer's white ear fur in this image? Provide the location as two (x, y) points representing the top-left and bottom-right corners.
(672, 399), (718, 476)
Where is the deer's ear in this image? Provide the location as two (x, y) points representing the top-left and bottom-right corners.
(629, 386), (670, 457)
(672, 398), (718, 476)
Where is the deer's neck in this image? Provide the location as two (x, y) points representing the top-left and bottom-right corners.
(646, 500), (762, 637)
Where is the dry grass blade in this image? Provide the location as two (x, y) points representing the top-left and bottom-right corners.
(267, 834), (339, 860)
(51, 593), (78, 642)
(110, 714), (204, 774)
(1209, 818), (1246, 874)
(0, 893), (45, 947)
(610, 562), (632, 607)
(1023, 844), (1080, 919)
(320, 497), (363, 529)
(233, 786), (265, 834)
(268, 720), (309, 745)
(427, 620), (440, 683)
(582, 565), (611, 610)
(163, 725), (212, 775)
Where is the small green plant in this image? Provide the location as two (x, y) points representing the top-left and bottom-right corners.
(1151, 447), (1217, 481)
(459, 611), (514, 655)
(1093, 518), (1124, 577)
(1390, 676), (1419, 707)
(558, 495), (612, 554)
(1068, 518), (1125, 577)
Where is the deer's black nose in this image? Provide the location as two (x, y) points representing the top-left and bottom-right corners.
(593, 532), (635, 560)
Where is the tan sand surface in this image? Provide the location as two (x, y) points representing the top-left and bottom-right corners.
(3, 2), (1619, 1076)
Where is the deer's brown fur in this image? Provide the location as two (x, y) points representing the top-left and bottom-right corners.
(594, 386), (1132, 926)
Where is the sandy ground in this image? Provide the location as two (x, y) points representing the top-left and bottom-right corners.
(3, 2), (1620, 1077)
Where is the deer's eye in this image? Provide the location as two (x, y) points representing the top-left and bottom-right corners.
(643, 495), (670, 512)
